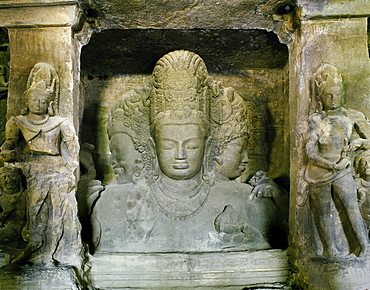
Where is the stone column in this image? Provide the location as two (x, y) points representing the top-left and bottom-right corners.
(288, 1), (370, 288)
(0, 2), (88, 288)
(0, 0), (83, 129)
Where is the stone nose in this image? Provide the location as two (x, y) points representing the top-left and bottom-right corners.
(175, 143), (186, 160)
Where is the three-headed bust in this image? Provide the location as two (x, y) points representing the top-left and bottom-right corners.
(93, 51), (282, 253)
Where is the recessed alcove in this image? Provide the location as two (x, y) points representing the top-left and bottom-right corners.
(80, 28), (290, 186)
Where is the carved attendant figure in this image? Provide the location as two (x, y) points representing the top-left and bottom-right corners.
(354, 150), (370, 238)
(305, 64), (369, 257)
(0, 63), (83, 267)
(0, 166), (27, 255)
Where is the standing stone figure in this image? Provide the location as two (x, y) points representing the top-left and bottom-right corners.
(305, 64), (370, 257)
(354, 150), (370, 238)
(0, 166), (27, 256)
(0, 63), (83, 268)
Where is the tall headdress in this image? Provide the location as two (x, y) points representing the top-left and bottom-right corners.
(107, 83), (151, 153)
(210, 86), (248, 154)
(311, 64), (343, 112)
(150, 50), (210, 135)
(23, 62), (59, 115)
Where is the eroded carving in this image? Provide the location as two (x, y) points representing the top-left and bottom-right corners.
(354, 150), (370, 238)
(0, 166), (27, 258)
(305, 64), (369, 258)
(0, 63), (83, 268)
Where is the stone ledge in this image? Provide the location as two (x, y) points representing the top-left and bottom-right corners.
(0, 0), (77, 7)
(0, 2), (79, 28)
(91, 249), (290, 289)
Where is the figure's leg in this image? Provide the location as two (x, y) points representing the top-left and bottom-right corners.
(333, 175), (369, 256)
(309, 183), (338, 257)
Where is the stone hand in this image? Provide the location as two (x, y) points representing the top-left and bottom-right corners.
(349, 138), (365, 151)
(252, 184), (273, 201)
(334, 158), (350, 170)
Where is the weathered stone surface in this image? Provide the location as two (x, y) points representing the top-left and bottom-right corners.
(0, 2), (80, 28)
(89, 0), (284, 30)
(91, 250), (290, 289)
(0, 265), (81, 290)
(298, 0), (370, 20)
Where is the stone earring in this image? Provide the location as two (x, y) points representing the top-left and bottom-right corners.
(48, 101), (55, 116)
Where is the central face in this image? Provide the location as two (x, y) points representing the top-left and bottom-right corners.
(155, 123), (206, 180)
(27, 90), (50, 115)
(0, 172), (20, 194)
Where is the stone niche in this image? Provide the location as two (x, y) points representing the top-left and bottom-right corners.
(80, 28), (290, 185)
(79, 28), (291, 289)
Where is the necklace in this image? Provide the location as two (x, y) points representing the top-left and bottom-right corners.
(151, 180), (210, 220)
(26, 115), (49, 125)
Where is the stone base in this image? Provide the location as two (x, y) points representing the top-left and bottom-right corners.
(295, 255), (370, 290)
(91, 249), (290, 289)
(0, 264), (80, 290)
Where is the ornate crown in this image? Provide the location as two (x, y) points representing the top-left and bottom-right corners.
(313, 64), (343, 98)
(23, 62), (59, 115)
(150, 50), (210, 134)
(210, 86), (248, 153)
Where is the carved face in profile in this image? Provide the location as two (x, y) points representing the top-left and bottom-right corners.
(0, 171), (20, 194)
(109, 133), (140, 184)
(217, 136), (248, 179)
(27, 89), (50, 115)
(358, 155), (370, 179)
(155, 123), (206, 180)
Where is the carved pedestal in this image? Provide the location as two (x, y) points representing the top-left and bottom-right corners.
(91, 250), (289, 289)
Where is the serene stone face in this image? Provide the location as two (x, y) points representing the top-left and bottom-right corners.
(109, 133), (139, 184)
(320, 85), (342, 111)
(217, 136), (248, 179)
(27, 90), (50, 115)
(155, 123), (206, 180)
(0, 172), (20, 194)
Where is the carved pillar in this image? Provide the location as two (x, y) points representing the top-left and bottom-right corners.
(0, 0), (83, 129)
(289, 1), (370, 288)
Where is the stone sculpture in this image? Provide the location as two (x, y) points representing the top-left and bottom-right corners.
(0, 63), (84, 268)
(92, 50), (283, 253)
(354, 149), (370, 238)
(0, 64), (8, 98)
(106, 83), (151, 184)
(0, 166), (27, 257)
(77, 143), (104, 249)
(305, 64), (370, 257)
(210, 83), (249, 181)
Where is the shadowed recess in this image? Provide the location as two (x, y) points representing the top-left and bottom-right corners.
(81, 29), (288, 76)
